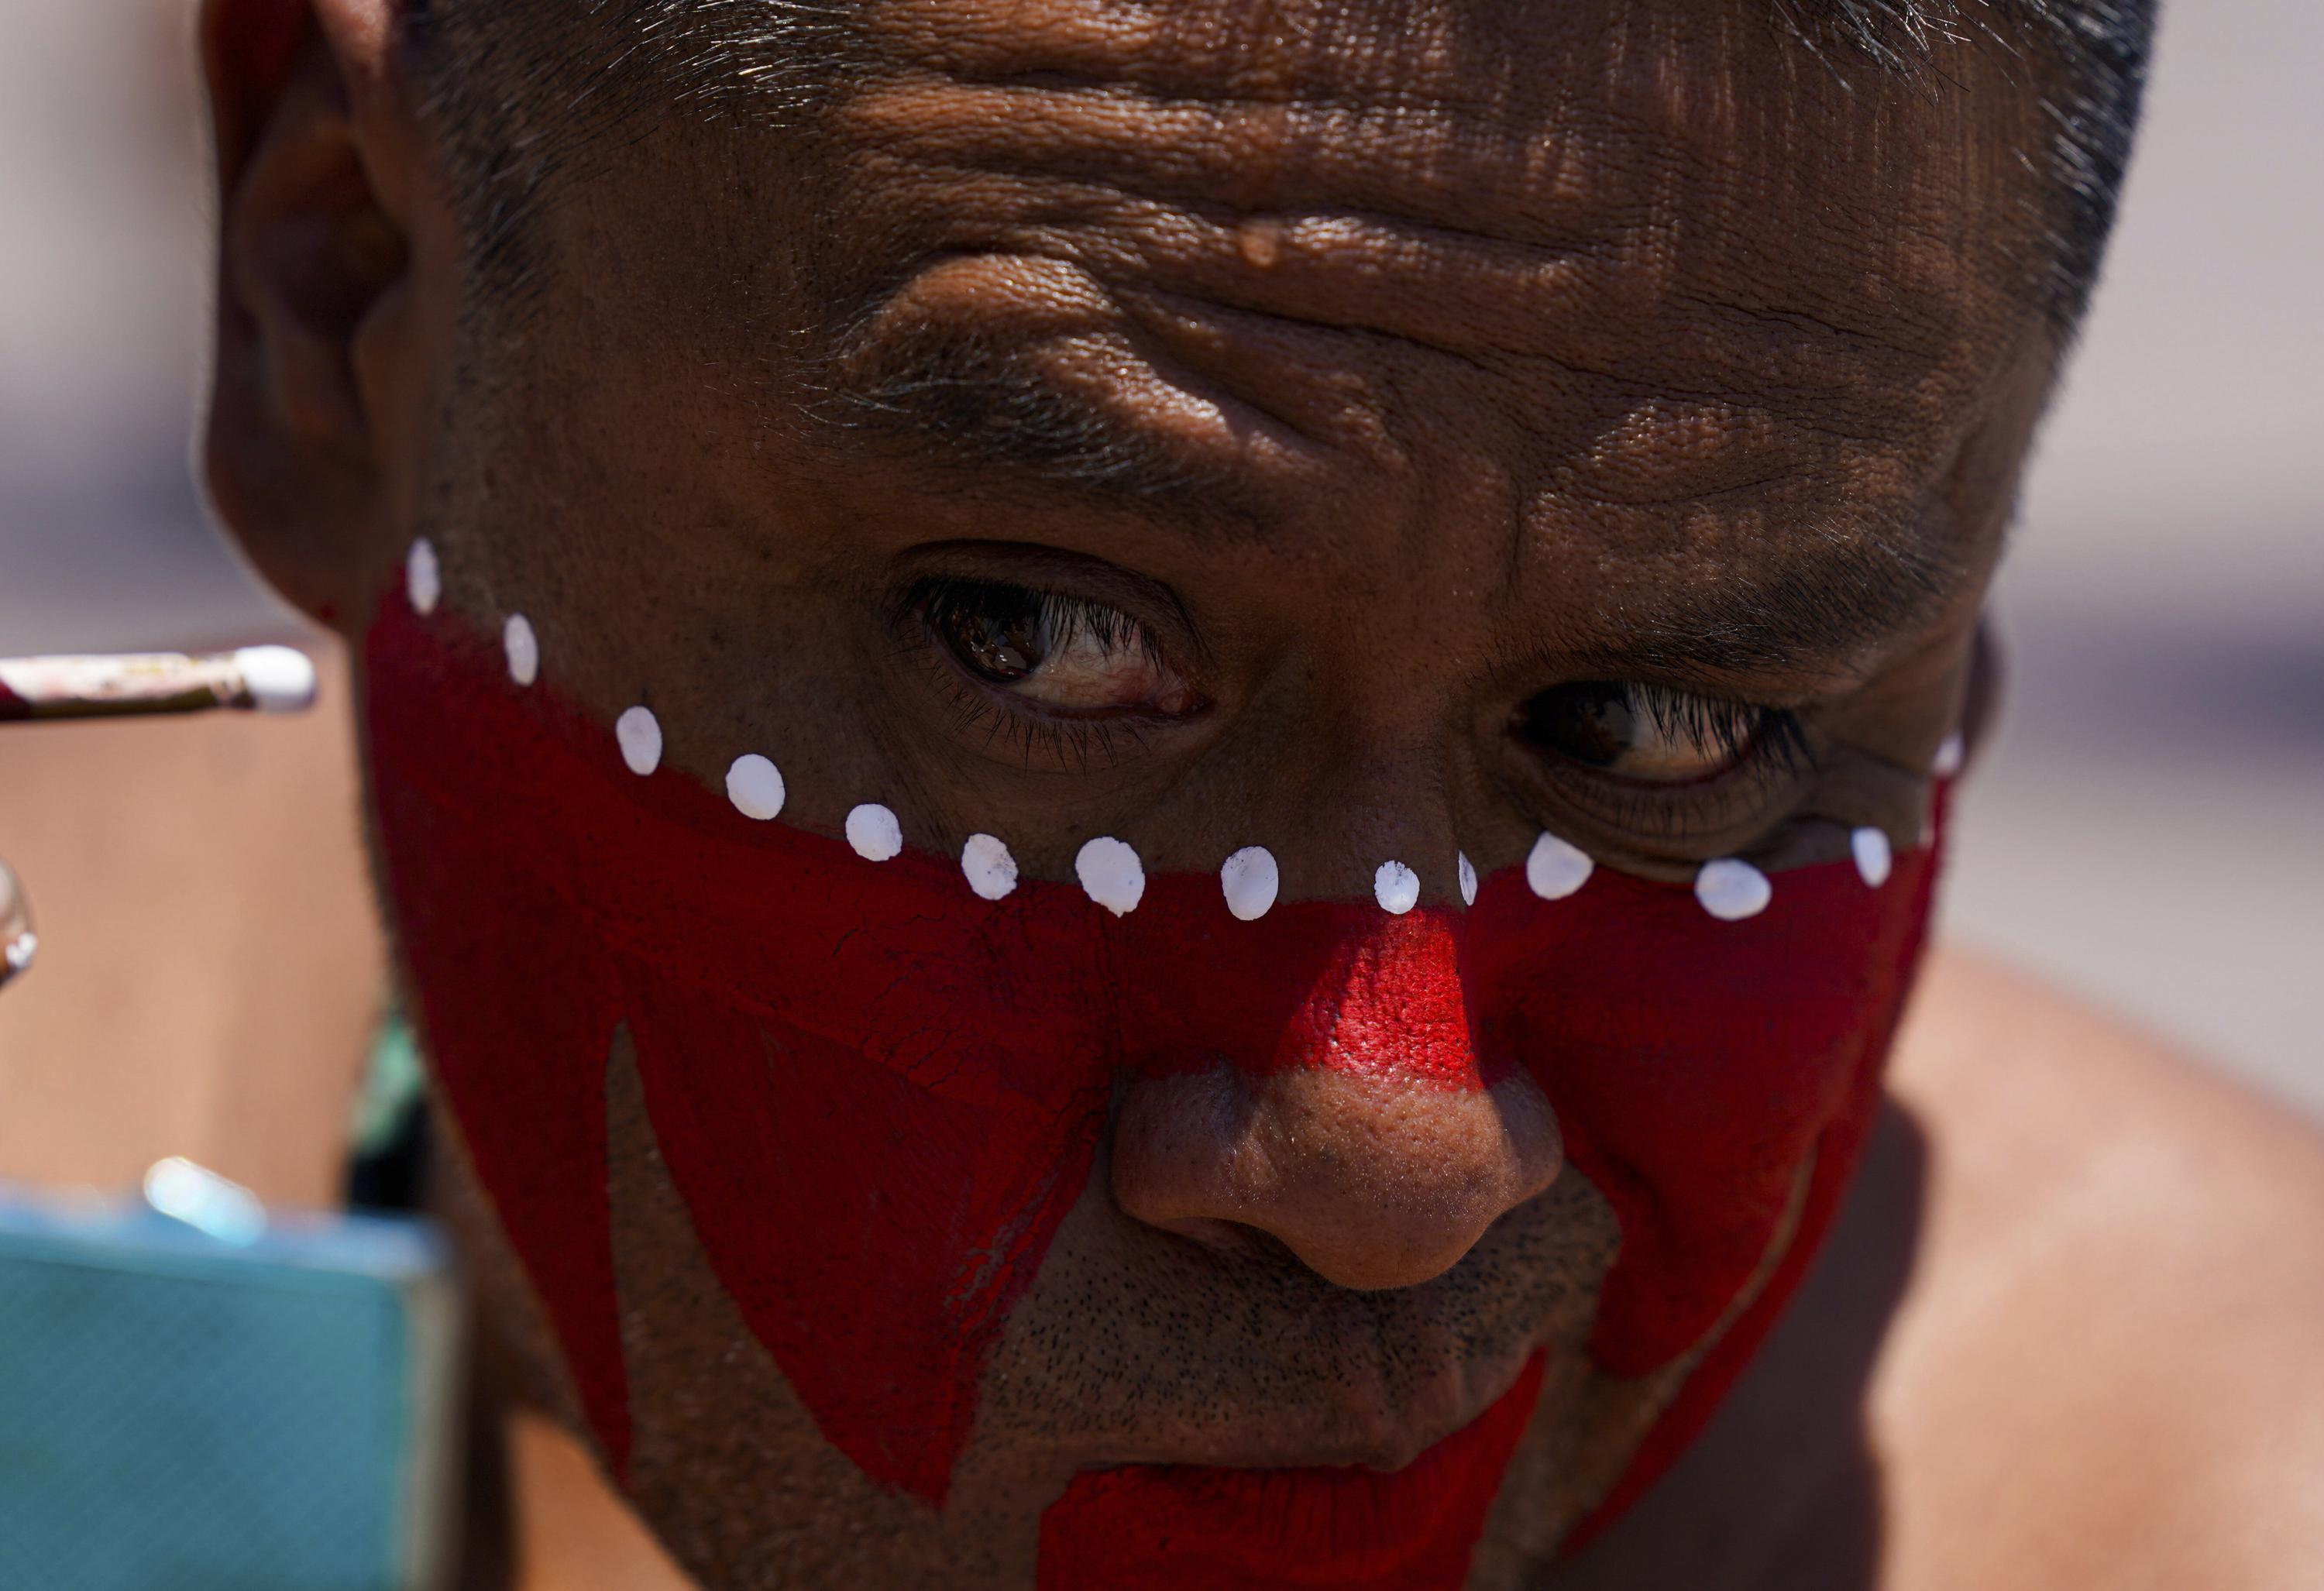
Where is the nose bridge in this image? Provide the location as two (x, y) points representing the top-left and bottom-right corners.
(1273, 909), (1486, 1088)
(1265, 682), (1477, 909)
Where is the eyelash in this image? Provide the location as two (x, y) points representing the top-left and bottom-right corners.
(1612, 682), (1813, 780)
(905, 576), (1166, 674)
(897, 576), (1171, 772)
(1526, 682), (1817, 841)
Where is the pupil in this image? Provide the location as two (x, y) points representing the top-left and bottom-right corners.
(946, 589), (1047, 682)
(1521, 682), (1637, 768)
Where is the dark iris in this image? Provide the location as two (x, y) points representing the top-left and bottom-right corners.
(930, 586), (1047, 683)
(1518, 681), (1639, 768)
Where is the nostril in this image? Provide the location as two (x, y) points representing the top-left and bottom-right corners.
(1150, 1215), (1284, 1264)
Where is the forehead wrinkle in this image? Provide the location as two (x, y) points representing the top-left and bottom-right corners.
(854, 0), (1567, 135)
(796, 215), (1981, 572)
(813, 176), (1963, 479)
(830, 0), (2043, 293)
(750, 0), (2050, 582)
(802, 250), (1332, 525)
(788, 0), (2047, 478)
(815, 142), (2005, 468)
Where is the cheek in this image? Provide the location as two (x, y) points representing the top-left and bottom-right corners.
(1473, 855), (1934, 1379)
(366, 594), (1937, 1548)
(624, 913), (1114, 1502)
(370, 598), (1119, 1495)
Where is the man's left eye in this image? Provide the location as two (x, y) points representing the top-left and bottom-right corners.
(919, 579), (1202, 716)
(1514, 680), (1803, 784)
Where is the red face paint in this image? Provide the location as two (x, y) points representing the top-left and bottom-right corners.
(1036, 1351), (1549, 1590)
(365, 593), (1940, 1579)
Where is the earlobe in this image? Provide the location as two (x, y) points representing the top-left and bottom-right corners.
(201, 0), (416, 631)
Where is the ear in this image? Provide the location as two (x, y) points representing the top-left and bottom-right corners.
(201, 0), (422, 633)
(1959, 616), (2004, 775)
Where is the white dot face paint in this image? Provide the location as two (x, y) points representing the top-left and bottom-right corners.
(725, 754), (787, 822)
(962, 834), (1019, 902)
(1933, 732), (1967, 779)
(406, 538), (442, 616)
(1458, 852), (1479, 907)
(1075, 837), (1147, 916)
(231, 647), (318, 713)
(847, 804), (904, 862)
(1374, 861), (1421, 916)
(1525, 832), (1594, 901)
(503, 615), (540, 688)
(1851, 826), (1894, 888)
(1220, 847), (1280, 922)
(1696, 858), (1773, 922)
(616, 707), (663, 777)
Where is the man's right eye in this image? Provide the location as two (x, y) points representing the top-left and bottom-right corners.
(915, 579), (1203, 719)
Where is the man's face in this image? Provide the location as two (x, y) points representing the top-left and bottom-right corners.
(240, 0), (2058, 1582)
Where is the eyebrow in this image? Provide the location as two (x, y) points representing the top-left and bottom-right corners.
(1581, 510), (1967, 684)
(805, 325), (1968, 676)
(802, 324), (1239, 510)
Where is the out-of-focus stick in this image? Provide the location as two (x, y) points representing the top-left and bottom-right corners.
(0, 648), (317, 723)
(0, 646), (314, 993)
(0, 855), (31, 991)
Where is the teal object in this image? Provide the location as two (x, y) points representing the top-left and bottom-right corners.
(0, 1179), (462, 1589)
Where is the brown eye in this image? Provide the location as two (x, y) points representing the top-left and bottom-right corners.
(1516, 681), (1795, 784)
(937, 584), (1047, 683)
(920, 580), (1202, 716)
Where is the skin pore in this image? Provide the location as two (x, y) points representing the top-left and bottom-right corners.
(193, 2), (2321, 1589)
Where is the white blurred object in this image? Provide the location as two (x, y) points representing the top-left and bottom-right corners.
(0, 857), (31, 990)
(143, 1156), (266, 1246)
(232, 645), (320, 713)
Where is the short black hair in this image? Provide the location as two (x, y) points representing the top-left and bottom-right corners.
(1777, 0), (2154, 330)
(401, 0), (865, 310)
(401, 0), (2154, 338)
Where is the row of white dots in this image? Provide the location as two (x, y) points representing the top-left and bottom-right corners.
(409, 539), (1909, 926)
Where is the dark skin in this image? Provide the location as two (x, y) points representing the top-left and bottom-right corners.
(201, 2), (2324, 1587)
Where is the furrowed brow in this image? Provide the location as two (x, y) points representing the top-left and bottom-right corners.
(798, 314), (1253, 519)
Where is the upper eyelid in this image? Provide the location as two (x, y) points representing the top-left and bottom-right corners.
(902, 575), (1202, 686)
(1618, 682), (1789, 751)
(1515, 682), (1816, 784)
(907, 577), (1157, 651)
(1516, 641), (1873, 712)
(1027, 590), (1166, 660)
(890, 542), (1210, 661)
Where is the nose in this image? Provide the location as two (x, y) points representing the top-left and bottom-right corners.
(1109, 916), (1563, 1291)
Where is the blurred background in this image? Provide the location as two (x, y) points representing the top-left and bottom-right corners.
(1, 0), (2318, 1211)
